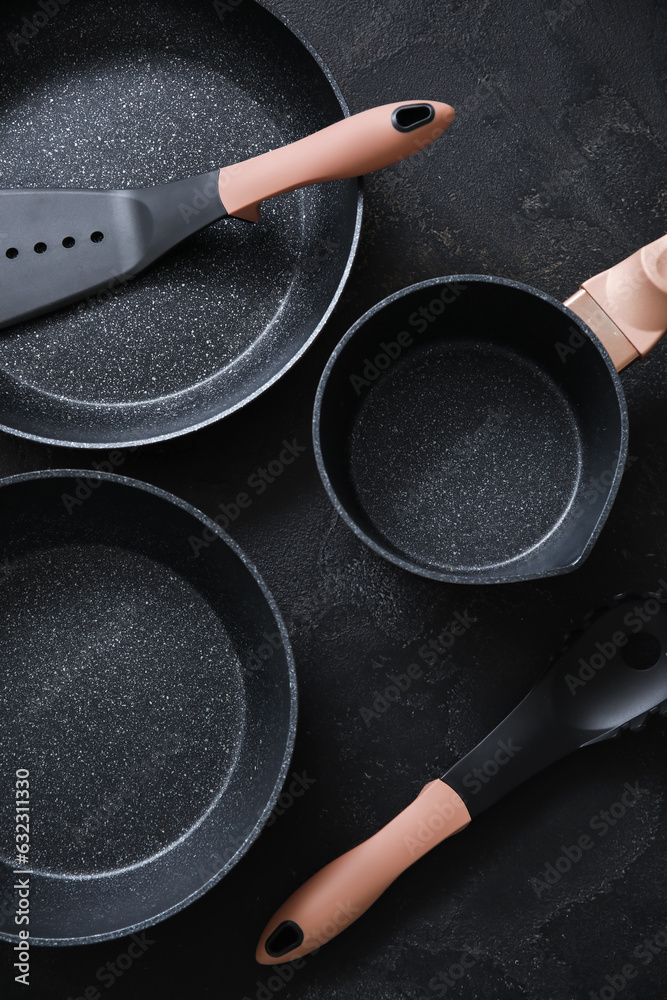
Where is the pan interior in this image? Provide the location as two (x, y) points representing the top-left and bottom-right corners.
(348, 339), (583, 571)
(0, 0), (358, 445)
(0, 475), (295, 943)
(0, 542), (245, 876)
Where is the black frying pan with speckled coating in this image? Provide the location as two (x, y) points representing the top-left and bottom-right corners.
(0, 471), (297, 944)
(0, 0), (361, 448)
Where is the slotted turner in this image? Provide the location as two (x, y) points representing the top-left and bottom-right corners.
(0, 101), (453, 329)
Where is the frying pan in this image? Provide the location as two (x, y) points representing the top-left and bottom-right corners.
(0, 0), (361, 448)
(0, 471), (297, 944)
(314, 233), (667, 584)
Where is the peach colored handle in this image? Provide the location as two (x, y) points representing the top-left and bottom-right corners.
(565, 233), (667, 370)
(255, 779), (470, 965)
(218, 101), (455, 221)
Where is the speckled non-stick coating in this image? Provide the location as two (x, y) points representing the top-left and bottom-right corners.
(0, 472), (297, 944)
(348, 339), (583, 570)
(0, 0), (360, 447)
(314, 276), (629, 584)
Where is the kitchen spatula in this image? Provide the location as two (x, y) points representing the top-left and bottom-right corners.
(257, 595), (667, 963)
(0, 101), (454, 329)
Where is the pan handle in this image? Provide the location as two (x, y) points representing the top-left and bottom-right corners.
(564, 233), (667, 371)
(255, 779), (470, 965)
(217, 101), (455, 222)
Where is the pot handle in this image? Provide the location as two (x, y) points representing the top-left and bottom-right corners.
(564, 233), (667, 371)
(255, 779), (470, 965)
(218, 101), (455, 221)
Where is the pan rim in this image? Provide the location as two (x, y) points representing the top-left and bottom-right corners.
(0, 0), (363, 450)
(0, 468), (298, 945)
(313, 273), (630, 585)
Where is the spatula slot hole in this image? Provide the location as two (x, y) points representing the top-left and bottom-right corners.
(90, 231), (104, 243)
(62, 237), (76, 249)
(34, 242), (47, 254)
(6, 248), (19, 259)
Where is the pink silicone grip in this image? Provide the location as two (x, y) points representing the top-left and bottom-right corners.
(581, 233), (667, 358)
(256, 779), (471, 965)
(218, 101), (455, 221)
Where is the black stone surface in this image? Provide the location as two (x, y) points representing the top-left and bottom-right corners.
(1, 0), (667, 997)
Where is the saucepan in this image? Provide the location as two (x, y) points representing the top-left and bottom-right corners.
(314, 234), (667, 583)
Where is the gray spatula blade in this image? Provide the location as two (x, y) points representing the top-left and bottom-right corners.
(0, 171), (225, 329)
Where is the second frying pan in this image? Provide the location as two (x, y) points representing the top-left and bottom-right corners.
(314, 234), (667, 584)
(0, 471), (296, 944)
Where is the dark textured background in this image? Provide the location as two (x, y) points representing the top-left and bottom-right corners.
(2, 0), (667, 997)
